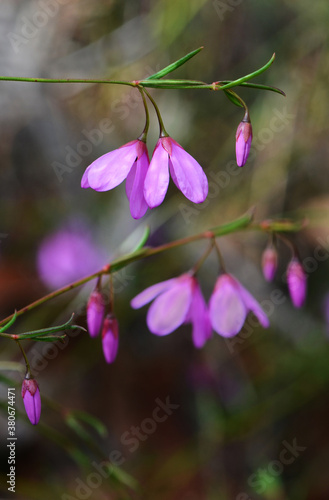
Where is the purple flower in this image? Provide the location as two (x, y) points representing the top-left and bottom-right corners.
(21, 378), (41, 425)
(131, 274), (211, 348)
(87, 290), (105, 338)
(287, 259), (307, 308)
(209, 273), (269, 338)
(262, 246), (278, 282)
(81, 139), (149, 219)
(236, 121), (252, 167)
(143, 137), (208, 208)
(37, 224), (106, 289)
(101, 315), (119, 363)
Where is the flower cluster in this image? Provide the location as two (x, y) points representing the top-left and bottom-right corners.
(82, 136), (209, 219)
(131, 271), (269, 345)
(86, 288), (119, 364)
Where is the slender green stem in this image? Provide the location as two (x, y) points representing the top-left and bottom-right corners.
(0, 75), (136, 86)
(143, 88), (169, 137)
(16, 340), (31, 378)
(191, 240), (215, 275)
(137, 88), (150, 141)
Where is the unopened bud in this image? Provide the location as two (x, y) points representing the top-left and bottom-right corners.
(101, 315), (119, 364)
(287, 258), (307, 308)
(21, 378), (41, 425)
(235, 120), (252, 167)
(87, 290), (105, 338)
(262, 246), (278, 282)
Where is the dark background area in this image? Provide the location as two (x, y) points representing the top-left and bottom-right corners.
(0, 1), (329, 498)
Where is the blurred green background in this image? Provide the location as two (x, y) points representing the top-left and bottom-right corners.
(0, 0), (329, 498)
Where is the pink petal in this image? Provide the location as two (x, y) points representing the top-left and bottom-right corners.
(143, 140), (170, 208)
(87, 142), (138, 192)
(146, 279), (193, 335)
(188, 281), (212, 348)
(169, 140), (208, 203)
(81, 165), (92, 188)
(236, 280), (270, 328)
(287, 260), (307, 308)
(130, 278), (178, 309)
(126, 151), (149, 219)
(209, 275), (247, 337)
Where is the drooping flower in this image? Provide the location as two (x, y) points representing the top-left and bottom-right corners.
(209, 273), (269, 338)
(130, 274), (212, 348)
(101, 315), (119, 364)
(81, 139), (150, 219)
(235, 120), (252, 167)
(261, 246), (278, 282)
(143, 136), (208, 208)
(87, 289), (105, 338)
(287, 258), (307, 308)
(21, 378), (41, 425)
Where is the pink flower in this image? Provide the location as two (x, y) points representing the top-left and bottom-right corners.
(87, 289), (105, 338)
(143, 137), (208, 208)
(236, 120), (252, 167)
(21, 378), (41, 425)
(209, 273), (269, 338)
(261, 246), (278, 282)
(81, 139), (149, 219)
(287, 258), (307, 308)
(130, 274), (211, 348)
(101, 315), (119, 364)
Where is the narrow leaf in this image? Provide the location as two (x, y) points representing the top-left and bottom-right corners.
(146, 47), (203, 80)
(217, 53), (276, 91)
(131, 226), (150, 253)
(223, 90), (244, 108)
(0, 311), (17, 333)
(71, 410), (108, 437)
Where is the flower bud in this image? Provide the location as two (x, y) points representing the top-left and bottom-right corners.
(87, 290), (105, 338)
(235, 120), (252, 167)
(261, 246), (278, 282)
(287, 258), (307, 308)
(101, 315), (119, 364)
(21, 378), (41, 425)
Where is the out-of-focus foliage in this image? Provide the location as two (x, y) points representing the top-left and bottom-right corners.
(0, 0), (329, 498)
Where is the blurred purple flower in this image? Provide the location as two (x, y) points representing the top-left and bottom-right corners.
(287, 258), (307, 308)
(87, 289), (105, 338)
(131, 274), (211, 348)
(81, 139), (149, 219)
(209, 273), (269, 338)
(37, 225), (106, 289)
(21, 378), (41, 425)
(261, 246), (278, 282)
(235, 120), (252, 167)
(102, 315), (119, 364)
(143, 137), (208, 208)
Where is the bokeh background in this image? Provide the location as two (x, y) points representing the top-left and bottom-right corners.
(0, 1), (329, 499)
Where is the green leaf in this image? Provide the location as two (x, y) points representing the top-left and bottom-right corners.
(11, 314), (86, 339)
(223, 90), (244, 108)
(0, 311), (17, 333)
(217, 53), (276, 91)
(222, 81), (286, 96)
(211, 211), (254, 237)
(70, 410), (108, 438)
(146, 47), (203, 80)
(131, 226), (150, 253)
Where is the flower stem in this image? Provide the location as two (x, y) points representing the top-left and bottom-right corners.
(0, 213), (303, 328)
(143, 89), (169, 137)
(16, 340), (31, 378)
